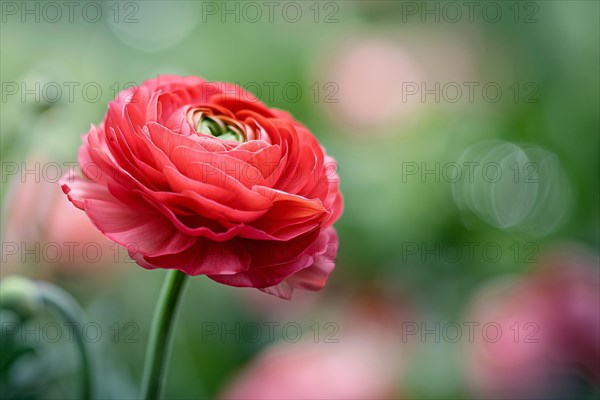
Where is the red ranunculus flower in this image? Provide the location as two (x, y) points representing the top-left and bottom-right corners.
(61, 75), (343, 299)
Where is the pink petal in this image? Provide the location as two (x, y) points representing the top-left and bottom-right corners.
(139, 237), (251, 275)
(60, 173), (112, 210)
(83, 195), (195, 257)
(257, 228), (339, 298)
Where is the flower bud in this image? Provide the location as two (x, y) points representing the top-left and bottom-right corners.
(0, 276), (42, 320)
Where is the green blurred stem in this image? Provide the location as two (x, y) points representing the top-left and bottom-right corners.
(140, 270), (188, 400)
(37, 282), (93, 400)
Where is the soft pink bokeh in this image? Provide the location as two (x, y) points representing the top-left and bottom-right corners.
(319, 32), (477, 134)
(219, 290), (411, 399)
(324, 36), (424, 129)
(1, 156), (120, 279)
(462, 246), (600, 399)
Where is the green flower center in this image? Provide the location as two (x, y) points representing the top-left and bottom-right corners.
(187, 108), (246, 142)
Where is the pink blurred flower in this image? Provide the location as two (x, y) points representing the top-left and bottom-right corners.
(1, 156), (121, 279)
(219, 290), (411, 399)
(318, 32), (477, 134)
(321, 35), (424, 131)
(462, 246), (600, 398)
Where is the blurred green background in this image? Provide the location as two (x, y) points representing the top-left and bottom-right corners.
(1, 1), (599, 399)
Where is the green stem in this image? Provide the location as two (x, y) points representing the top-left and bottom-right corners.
(37, 282), (93, 400)
(140, 270), (188, 400)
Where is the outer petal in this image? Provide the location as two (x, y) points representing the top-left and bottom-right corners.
(209, 228), (338, 298)
(62, 173), (195, 257)
(60, 173), (112, 210)
(136, 237), (251, 275)
(261, 228), (338, 299)
(251, 186), (328, 238)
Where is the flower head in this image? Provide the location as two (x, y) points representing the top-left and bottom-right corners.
(61, 75), (343, 299)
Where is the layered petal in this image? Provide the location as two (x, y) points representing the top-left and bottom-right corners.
(61, 75), (343, 298)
